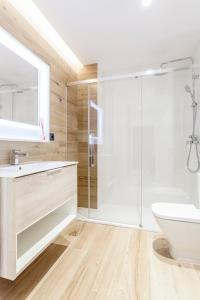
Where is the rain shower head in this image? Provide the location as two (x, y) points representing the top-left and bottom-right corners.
(0, 83), (18, 90)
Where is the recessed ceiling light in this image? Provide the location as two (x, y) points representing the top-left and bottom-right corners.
(141, 0), (152, 7)
(8, 0), (83, 72)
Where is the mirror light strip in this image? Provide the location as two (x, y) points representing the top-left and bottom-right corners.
(8, 0), (83, 73)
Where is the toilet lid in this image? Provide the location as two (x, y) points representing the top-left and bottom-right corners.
(152, 202), (200, 223)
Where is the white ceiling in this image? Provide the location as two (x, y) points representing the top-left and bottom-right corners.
(34, 0), (200, 76)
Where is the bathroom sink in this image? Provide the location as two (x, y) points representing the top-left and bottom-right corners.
(0, 161), (78, 178)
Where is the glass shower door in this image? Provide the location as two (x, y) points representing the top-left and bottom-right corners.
(88, 83), (98, 211)
(88, 79), (142, 226)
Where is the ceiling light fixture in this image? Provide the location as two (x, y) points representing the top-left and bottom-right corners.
(8, 0), (83, 72)
(141, 0), (152, 7)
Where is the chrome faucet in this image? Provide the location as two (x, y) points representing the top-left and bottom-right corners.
(10, 149), (27, 165)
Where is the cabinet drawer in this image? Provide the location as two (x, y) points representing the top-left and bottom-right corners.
(14, 165), (77, 233)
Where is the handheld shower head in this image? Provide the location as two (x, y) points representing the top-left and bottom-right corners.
(185, 85), (194, 99)
(185, 84), (197, 106)
(185, 85), (192, 94)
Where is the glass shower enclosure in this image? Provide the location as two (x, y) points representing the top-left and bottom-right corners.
(74, 66), (200, 231)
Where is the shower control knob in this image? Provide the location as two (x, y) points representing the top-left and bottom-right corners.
(187, 135), (200, 144)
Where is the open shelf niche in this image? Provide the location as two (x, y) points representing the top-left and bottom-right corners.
(17, 200), (76, 274)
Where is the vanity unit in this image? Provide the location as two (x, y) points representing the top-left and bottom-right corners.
(0, 161), (77, 280)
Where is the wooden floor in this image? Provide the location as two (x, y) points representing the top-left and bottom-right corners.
(0, 221), (200, 300)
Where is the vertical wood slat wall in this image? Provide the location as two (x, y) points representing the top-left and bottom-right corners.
(76, 64), (98, 208)
(0, 0), (77, 164)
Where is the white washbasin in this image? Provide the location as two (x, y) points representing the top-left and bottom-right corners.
(0, 161), (78, 178)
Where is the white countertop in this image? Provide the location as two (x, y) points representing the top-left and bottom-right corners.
(0, 161), (78, 178)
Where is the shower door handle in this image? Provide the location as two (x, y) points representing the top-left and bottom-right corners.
(89, 101), (103, 145)
(89, 143), (95, 168)
(89, 134), (95, 168)
(89, 142), (95, 168)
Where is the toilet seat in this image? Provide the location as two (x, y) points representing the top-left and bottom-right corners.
(152, 202), (200, 223)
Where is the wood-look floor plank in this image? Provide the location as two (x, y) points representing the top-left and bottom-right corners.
(1, 221), (200, 300)
(0, 243), (66, 300)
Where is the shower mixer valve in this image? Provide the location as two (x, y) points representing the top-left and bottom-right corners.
(187, 135), (200, 145)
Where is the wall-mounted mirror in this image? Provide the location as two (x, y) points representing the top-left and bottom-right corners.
(0, 27), (50, 142)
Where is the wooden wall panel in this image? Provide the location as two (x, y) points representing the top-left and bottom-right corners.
(0, 0), (78, 164)
(67, 86), (78, 161)
(76, 64), (98, 208)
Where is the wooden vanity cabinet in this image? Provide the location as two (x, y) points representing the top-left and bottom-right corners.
(0, 164), (77, 280)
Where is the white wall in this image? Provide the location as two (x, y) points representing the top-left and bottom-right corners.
(192, 45), (200, 208)
(0, 90), (38, 125)
(194, 43), (200, 64)
(0, 93), (13, 120)
(13, 90), (38, 125)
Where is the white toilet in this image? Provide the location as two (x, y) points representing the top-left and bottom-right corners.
(152, 202), (200, 265)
